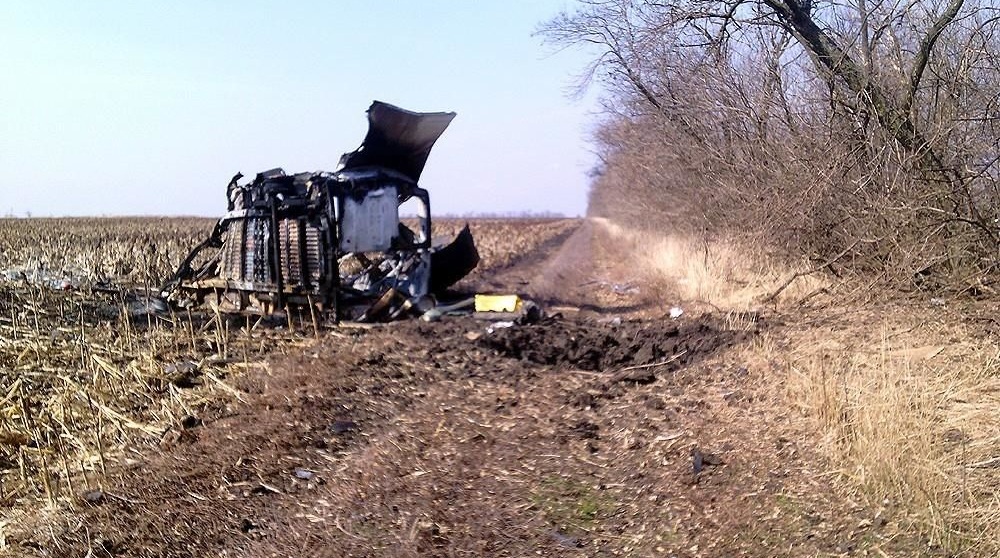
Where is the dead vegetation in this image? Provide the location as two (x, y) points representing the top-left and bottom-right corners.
(569, 219), (1000, 555)
(540, 0), (1000, 554)
(779, 307), (1000, 555)
(5, 309), (907, 557)
(0, 217), (578, 551)
(543, 0), (1000, 292)
(0, 217), (213, 288)
(3, 214), (986, 556)
(0, 269), (306, 512)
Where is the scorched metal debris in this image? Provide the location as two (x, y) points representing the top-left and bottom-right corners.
(162, 101), (479, 321)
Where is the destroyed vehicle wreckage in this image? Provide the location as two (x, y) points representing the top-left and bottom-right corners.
(162, 101), (479, 321)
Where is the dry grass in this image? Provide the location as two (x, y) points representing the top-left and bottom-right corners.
(593, 218), (826, 310)
(0, 282), (298, 511)
(783, 322), (1000, 555)
(0, 217), (214, 287)
(0, 216), (577, 539)
(0, 220), (314, 517)
(606, 216), (1000, 555)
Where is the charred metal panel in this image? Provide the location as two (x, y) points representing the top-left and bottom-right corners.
(217, 217), (270, 285)
(247, 218), (270, 284)
(304, 223), (322, 285)
(277, 219), (300, 287)
(277, 218), (322, 288)
(219, 219), (245, 281)
(429, 224), (480, 293)
(338, 102), (456, 182)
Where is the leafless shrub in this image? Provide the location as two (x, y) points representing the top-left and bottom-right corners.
(543, 0), (1000, 291)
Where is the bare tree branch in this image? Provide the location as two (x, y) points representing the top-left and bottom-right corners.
(905, 0), (966, 114)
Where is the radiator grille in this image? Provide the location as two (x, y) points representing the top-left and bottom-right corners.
(278, 219), (322, 288)
(218, 217), (323, 289)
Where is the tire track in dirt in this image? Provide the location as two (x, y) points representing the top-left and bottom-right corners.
(460, 219), (583, 296)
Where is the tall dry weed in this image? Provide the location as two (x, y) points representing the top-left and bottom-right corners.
(785, 329), (1000, 554)
(594, 218), (824, 310)
(604, 217), (1000, 553)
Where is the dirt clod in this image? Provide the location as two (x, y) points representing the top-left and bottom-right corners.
(480, 317), (749, 371)
(82, 489), (105, 505)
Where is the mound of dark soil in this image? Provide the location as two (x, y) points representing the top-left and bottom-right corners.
(479, 317), (751, 371)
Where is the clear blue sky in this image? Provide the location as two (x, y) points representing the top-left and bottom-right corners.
(0, 1), (598, 217)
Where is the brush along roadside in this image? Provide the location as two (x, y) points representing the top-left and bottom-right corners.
(593, 217), (1000, 555)
(592, 218), (827, 311)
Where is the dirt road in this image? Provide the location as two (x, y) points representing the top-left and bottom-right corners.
(7, 220), (923, 557)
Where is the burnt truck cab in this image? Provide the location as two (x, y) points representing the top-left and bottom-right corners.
(162, 101), (479, 321)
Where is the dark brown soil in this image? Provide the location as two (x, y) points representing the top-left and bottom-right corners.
(480, 317), (751, 371)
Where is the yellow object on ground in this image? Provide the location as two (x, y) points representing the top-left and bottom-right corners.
(475, 294), (521, 313)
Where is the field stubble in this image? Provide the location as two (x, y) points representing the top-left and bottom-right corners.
(7, 215), (992, 556)
(0, 217), (579, 536)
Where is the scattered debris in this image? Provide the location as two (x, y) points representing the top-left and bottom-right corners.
(472, 298), (543, 324)
(486, 321), (515, 334)
(721, 390), (741, 405)
(164, 361), (201, 388)
(669, 306), (684, 319)
(240, 518), (261, 533)
(475, 294), (521, 313)
(612, 282), (638, 295)
(127, 293), (169, 317)
(251, 483), (282, 496)
(1, 268), (83, 291)
(549, 530), (583, 548)
(293, 468), (316, 480)
(691, 446), (724, 475)
(162, 101), (480, 323)
(330, 420), (357, 435)
(420, 297), (475, 322)
(580, 280), (640, 296)
(82, 489), (106, 505)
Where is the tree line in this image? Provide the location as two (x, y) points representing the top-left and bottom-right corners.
(543, 0), (1000, 290)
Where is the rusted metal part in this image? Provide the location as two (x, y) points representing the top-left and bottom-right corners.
(162, 101), (479, 322)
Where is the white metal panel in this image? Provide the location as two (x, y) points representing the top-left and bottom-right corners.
(339, 187), (398, 253)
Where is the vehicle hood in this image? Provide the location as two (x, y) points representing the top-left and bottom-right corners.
(338, 101), (456, 182)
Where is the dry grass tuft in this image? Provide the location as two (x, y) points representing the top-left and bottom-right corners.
(603, 217), (1000, 555)
(783, 323), (1000, 554)
(594, 218), (826, 310)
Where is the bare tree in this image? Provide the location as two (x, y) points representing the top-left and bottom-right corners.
(544, 0), (1000, 288)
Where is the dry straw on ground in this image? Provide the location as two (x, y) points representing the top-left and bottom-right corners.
(783, 320), (1000, 554)
(0, 216), (580, 535)
(611, 219), (1000, 555)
